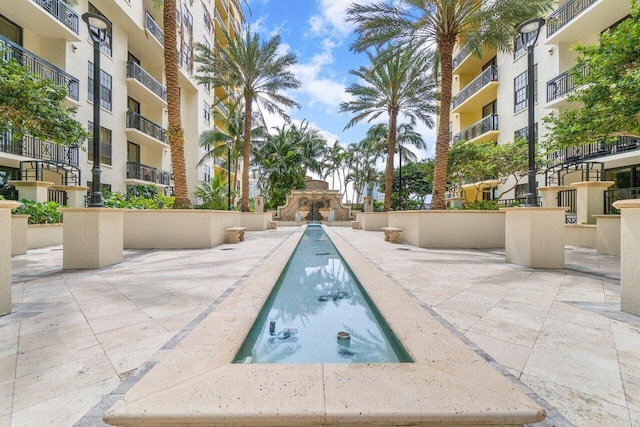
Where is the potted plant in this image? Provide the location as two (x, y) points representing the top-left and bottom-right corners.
(318, 206), (331, 220)
(297, 205), (310, 220)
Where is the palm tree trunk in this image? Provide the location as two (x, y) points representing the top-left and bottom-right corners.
(383, 109), (398, 211)
(164, 0), (190, 209)
(241, 95), (252, 212)
(431, 36), (456, 210)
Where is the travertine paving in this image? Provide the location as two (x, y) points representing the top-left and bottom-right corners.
(2, 226), (638, 426)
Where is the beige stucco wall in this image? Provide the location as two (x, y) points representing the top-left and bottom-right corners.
(356, 212), (389, 231)
(240, 212), (271, 231)
(1, 201), (20, 316)
(594, 215), (621, 256)
(564, 225), (597, 249)
(11, 215), (29, 256)
(27, 223), (63, 249)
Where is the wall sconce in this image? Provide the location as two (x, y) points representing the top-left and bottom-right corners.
(71, 44), (77, 52)
(548, 47), (554, 55)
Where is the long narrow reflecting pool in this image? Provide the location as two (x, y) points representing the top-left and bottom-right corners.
(234, 224), (412, 364)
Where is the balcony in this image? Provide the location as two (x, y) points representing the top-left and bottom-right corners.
(0, 0), (81, 41)
(125, 111), (168, 149)
(125, 62), (167, 106)
(451, 65), (498, 113)
(546, 0), (630, 45)
(0, 35), (79, 101)
(546, 64), (589, 108)
(126, 162), (171, 186)
(0, 131), (79, 166)
(547, 135), (640, 167)
(214, 102), (229, 117)
(452, 114), (499, 144)
(146, 12), (164, 46)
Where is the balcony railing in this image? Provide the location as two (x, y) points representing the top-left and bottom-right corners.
(605, 187), (640, 214)
(452, 44), (471, 70)
(214, 9), (224, 29)
(0, 35), (80, 101)
(547, 135), (640, 166)
(452, 65), (498, 109)
(547, 64), (590, 103)
(146, 12), (164, 46)
(215, 102), (229, 117)
(126, 62), (167, 101)
(452, 114), (498, 143)
(547, 0), (598, 37)
(33, 0), (80, 34)
(126, 111), (168, 144)
(0, 131), (79, 166)
(126, 162), (171, 185)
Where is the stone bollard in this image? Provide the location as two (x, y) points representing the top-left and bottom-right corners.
(612, 200), (640, 315)
(1, 200), (21, 316)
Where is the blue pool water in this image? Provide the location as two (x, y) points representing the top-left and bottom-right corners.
(234, 225), (412, 364)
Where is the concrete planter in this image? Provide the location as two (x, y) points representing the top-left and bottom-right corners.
(240, 212), (272, 231)
(388, 210), (505, 248)
(564, 224), (596, 249)
(11, 215), (29, 255)
(356, 212), (389, 231)
(124, 210), (241, 249)
(594, 215), (621, 256)
(27, 223), (64, 249)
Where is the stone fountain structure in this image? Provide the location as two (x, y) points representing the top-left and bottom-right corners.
(276, 177), (353, 221)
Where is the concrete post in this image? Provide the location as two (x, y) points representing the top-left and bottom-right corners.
(0, 200), (20, 316)
(50, 185), (89, 208)
(255, 196), (264, 213)
(62, 208), (126, 269)
(594, 215), (620, 256)
(570, 181), (615, 224)
(11, 215), (29, 256)
(612, 200), (640, 315)
(9, 181), (54, 202)
(364, 196), (374, 213)
(537, 185), (572, 208)
(503, 207), (567, 269)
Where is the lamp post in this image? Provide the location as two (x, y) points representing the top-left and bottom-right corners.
(517, 17), (545, 207)
(82, 13), (111, 208)
(227, 142), (233, 210)
(396, 147), (402, 210)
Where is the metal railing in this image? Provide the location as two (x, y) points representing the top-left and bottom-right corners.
(125, 111), (168, 144)
(452, 65), (498, 109)
(19, 160), (81, 186)
(126, 62), (166, 101)
(0, 132), (79, 166)
(48, 188), (68, 205)
(452, 44), (471, 70)
(0, 188), (18, 200)
(126, 162), (171, 186)
(0, 35), (80, 101)
(605, 187), (640, 214)
(547, 0), (598, 38)
(558, 189), (577, 211)
(452, 114), (498, 143)
(496, 197), (526, 207)
(215, 102), (229, 117)
(547, 64), (589, 103)
(547, 135), (640, 167)
(33, 0), (80, 34)
(214, 9), (225, 29)
(145, 12), (164, 46)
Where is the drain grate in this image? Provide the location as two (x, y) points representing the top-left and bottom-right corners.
(220, 248), (235, 251)
(396, 248), (411, 251)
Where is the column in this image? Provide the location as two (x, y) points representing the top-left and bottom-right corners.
(363, 196), (374, 213)
(571, 181), (615, 224)
(255, 196), (264, 213)
(50, 185), (89, 208)
(11, 215), (29, 256)
(537, 185), (572, 208)
(9, 181), (54, 203)
(612, 199), (640, 315)
(0, 200), (20, 316)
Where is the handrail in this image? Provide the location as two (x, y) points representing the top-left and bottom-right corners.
(126, 62), (167, 101)
(452, 65), (498, 109)
(0, 131), (79, 167)
(33, 0), (79, 34)
(145, 12), (164, 46)
(0, 35), (80, 101)
(125, 111), (168, 144)
(452, 44), (471, 70)
(547, 64), (589, 102)
(126, 162), (171, 186)
(547, 0), (599, 37)
(452, 114), (498, 143)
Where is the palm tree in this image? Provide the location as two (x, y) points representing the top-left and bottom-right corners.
(340, 45), (437, 211)
(193, 174), (229, 210)
(322, 140), (346, 193)
(195, 30), (301, 211)
(347, 0), (554, 210)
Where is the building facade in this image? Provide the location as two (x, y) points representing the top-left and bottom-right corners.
(0, 0), (243, 205)
(448, 0), (637, 214)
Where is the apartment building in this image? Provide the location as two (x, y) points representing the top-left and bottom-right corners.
(448, 0), (637, 214)
(0, 0), (243, 205)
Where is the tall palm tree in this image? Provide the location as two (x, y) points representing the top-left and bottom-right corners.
(340, 45), (437, 211)
(347, 0), (554, 210)
(195, 30), (301, 211)
(322, 140), (346, 193)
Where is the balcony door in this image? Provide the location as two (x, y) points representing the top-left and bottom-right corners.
(128, 97), (140, 114)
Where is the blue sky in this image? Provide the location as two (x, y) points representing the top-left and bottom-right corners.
(243, 0), (436, 159)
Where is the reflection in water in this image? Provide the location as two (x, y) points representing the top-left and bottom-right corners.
(234, 225), (412, 364)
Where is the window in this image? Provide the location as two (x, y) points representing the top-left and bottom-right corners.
(0, 14), (22, 45)
(202, 39), (211, 93)
(88, 3), (112, 56)
(515, 184), (527, 199)
(514, 123), (538, 142)
(203, 101), (211, 125)
(88, 62), (112, 111)
(203, 165), (211, 183)
(203, 4), (212, 33)
(514, 32), (536, 59)
(87, 122), (112, 165)
(514, 65), (537, 113)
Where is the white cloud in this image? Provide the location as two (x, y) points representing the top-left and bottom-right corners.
(308, 0), (374, 38)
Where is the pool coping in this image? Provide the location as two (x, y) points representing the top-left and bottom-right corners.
(103, 225), (546, 426)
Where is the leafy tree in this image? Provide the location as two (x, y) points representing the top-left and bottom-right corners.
(193, 175), (231, 210)
(545, 1), (640, 147)
(340, 45), (437, 211)
(347, 0), (554, 210)
(195, 29), (301, 211)
(389, 159), (434, 210)
(0, 58), (87, 145)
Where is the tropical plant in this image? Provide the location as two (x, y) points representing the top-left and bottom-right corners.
(12, 200), (63, 224)
(193, 175), (230, 210)
(389, 159), (434, 210)
(347, 0), (554, 210)
(321, 140), (346, 193)
(195, 29), (301, 211)
(0, 58), (87, 146)
(340, 45), (437, 211)
(102, 188), (174, 209)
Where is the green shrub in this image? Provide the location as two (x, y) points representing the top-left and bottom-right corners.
(12, 199), (63, 224)
(462, 200), (500, 210)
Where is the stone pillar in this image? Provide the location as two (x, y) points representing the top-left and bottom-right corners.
(62, 208), (126, 269)
(570, 181), (615, 224)
(503, 207), (566, 269)
(594, 215), (620, 256)
(364, 196), (374, 213)
(0, 200), (20, 316)
(9, 181), (54, 202)
(537, 186), (572, 208)
(11, 215), (29, 256)
(255, 196), (264, 213)
(50, 185), (89, 208)
(612, 200), (640, 315)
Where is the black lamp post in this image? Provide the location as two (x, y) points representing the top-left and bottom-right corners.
(396, 147), (402, 210)
(227, 143), (232, 210)
(82, 13), (111, 208)
(517, 17), (545, 207)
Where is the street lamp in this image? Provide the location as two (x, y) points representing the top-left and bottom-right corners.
(396, 147), (402, 210)
(517, 17), (545, 207)
(227, 142), (233, 210)
(82, 12), (111, 207)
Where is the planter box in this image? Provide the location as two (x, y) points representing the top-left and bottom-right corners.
(564, 224), (597, 248)
(27, 223), (63, 249)
(240, 212), (272, 231)
(11, 215), (29, 255)
(389, 210), (505, 248)
(594, 215), (621, 256)
(124, 210), (241, 249)
(356, 212), (389, 231)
